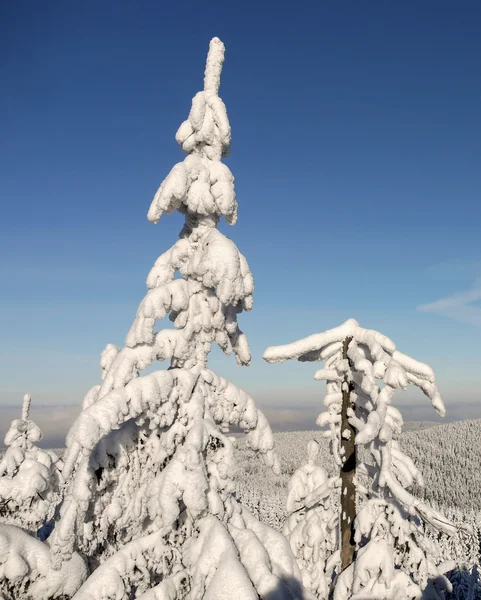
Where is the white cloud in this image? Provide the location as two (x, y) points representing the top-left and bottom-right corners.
(417, 284), (481, 327)
(2, 400), (479, 450)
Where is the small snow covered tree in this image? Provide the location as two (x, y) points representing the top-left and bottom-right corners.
(0, 394), (63, 534)
(283, 440), (340, 599)
(264, 318), (459, 599)
(447, 565), (481, 600)
(0, 37), (307, 600)
(0, 396), (79, 600)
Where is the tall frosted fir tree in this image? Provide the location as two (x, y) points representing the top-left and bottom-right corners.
(19, 38), (303, 599)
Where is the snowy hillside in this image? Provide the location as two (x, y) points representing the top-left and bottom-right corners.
(3, 418), (479, 515)
(232, 420), (481, 589)
(234, 419), (481, 516)
(2, 419), (478, 516)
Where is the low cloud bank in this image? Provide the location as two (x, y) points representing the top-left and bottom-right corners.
(263, 402), (481, 432)
(0, 405), (81, 449)
(1, 401), (479, 448)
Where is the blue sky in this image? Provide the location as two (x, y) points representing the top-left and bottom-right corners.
(1, 1), (481, 443)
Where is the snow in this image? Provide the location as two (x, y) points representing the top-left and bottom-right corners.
(149, 39), (235, 226)
(0, 395), (63, 533)
(264, 319), (454, 598)
(148, 155), (237, 226)
(0, 37), (306, 600)
(281, 440), (339, 598)
(0, 523), (87, 598)
(0, 33), (471, 600)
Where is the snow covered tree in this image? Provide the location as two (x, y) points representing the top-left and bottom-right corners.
(282, 440), (340, 599)
(264, 318), (459, 599)
(0, 37), (305, 600)
(447, 565), (481, 600)
(0, 394), (63, 535)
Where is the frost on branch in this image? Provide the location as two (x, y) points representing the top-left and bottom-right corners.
(265, 318), (457, 599)
(1, 37), (303, 600)
(0, 395), (63, 535)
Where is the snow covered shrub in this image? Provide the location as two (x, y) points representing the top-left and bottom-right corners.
(0, 38), (306, 600)
(264, 318), (461, 599)
(282, 440), (340, 599)
(0, 394), (63, 534)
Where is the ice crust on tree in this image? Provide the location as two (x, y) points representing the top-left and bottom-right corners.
(0, 38), (303, 600)
(0, 395), (63, 534)
(264, 319), (458, 599)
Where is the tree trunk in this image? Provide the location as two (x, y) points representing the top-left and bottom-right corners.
(340, 336), (356, 571)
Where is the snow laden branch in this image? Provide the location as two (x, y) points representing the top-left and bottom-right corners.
(49, 362), (296, 597)
(264, 318), (445, 419)
(0, 524), (86, 600)
(264, 318), (457, 599)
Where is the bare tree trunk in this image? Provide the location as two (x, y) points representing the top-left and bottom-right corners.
(340, 336), (356, 571)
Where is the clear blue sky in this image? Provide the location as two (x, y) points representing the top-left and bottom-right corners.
(1, 1), (481, 442)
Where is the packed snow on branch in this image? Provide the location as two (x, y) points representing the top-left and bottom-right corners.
(0, 38), (305, 600)
(264, 318), (461, 599)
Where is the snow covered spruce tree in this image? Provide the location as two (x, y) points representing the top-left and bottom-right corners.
(264, 318), (458, 599)
(9, 37), (304, 599)
(0, 394), (63, 535)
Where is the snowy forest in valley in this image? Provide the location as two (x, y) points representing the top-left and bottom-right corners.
(1, 37), (480, 600)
